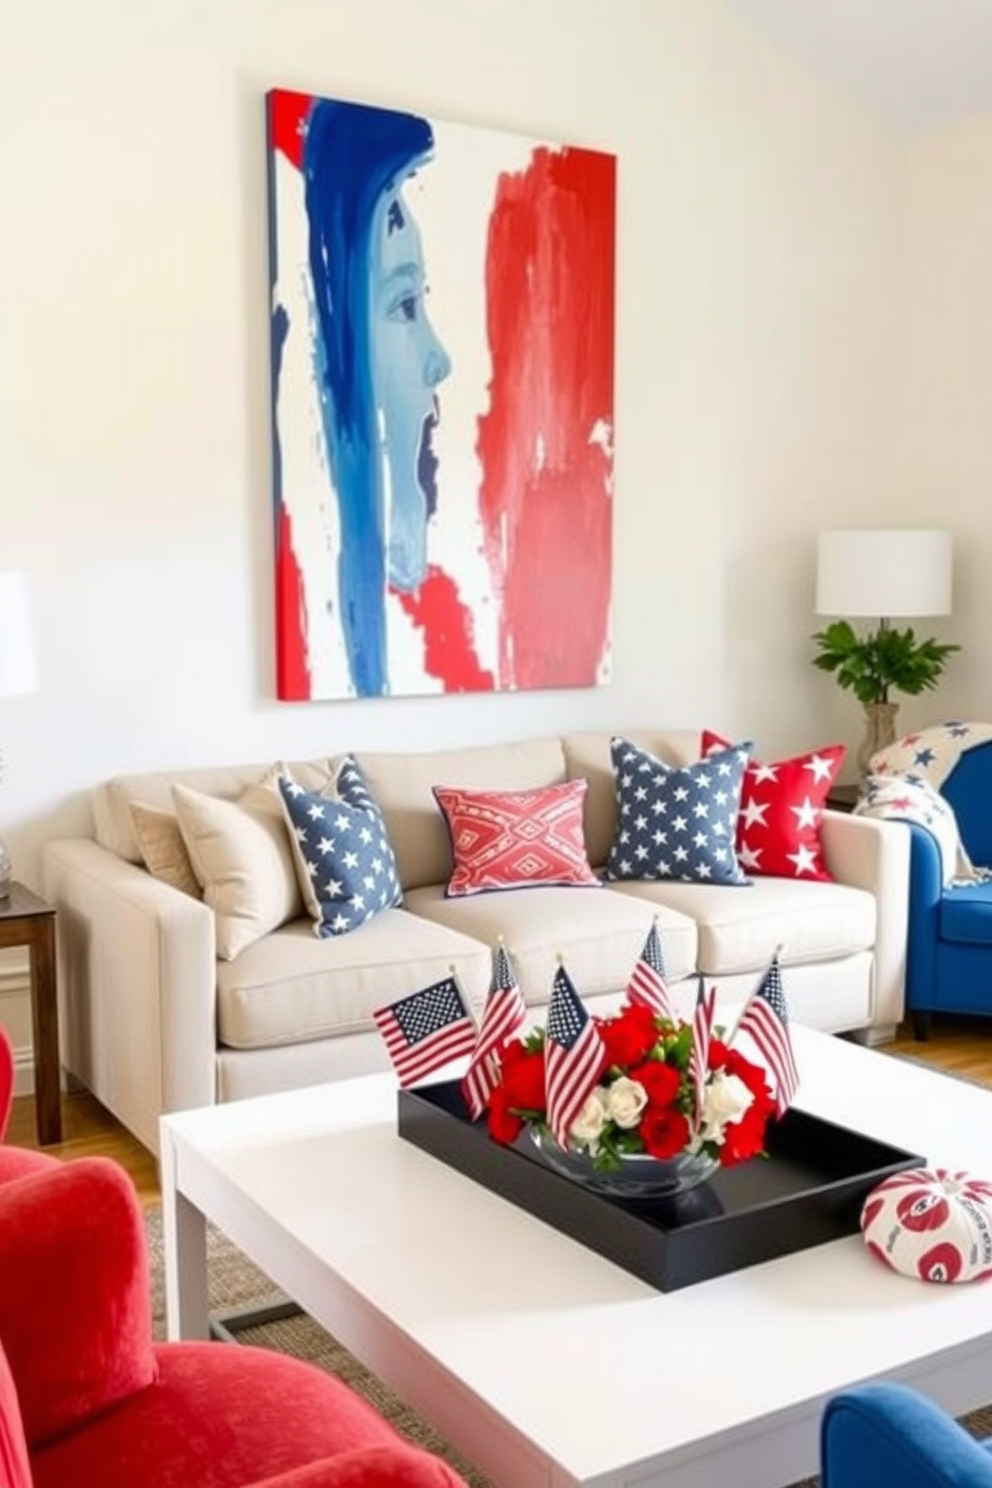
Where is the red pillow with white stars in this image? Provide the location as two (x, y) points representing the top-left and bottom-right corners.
(700, 731), (846, 881)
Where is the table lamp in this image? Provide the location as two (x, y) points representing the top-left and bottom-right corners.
(0, 571), (39, 898)
(813, 529), (956, 775)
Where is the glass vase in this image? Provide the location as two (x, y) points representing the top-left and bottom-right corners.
(528, 1128), (719, 1198)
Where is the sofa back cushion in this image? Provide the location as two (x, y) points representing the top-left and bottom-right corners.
(355, 738), (567, 890)
(563, 730), (701, 868)
(943, 739), (992, 870)
(92, 732), (704, 893)
(92, 759), (340, 865)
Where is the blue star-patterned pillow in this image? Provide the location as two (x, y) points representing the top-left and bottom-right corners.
(278, 758), (403, 938)
(605, 736), (753, 886)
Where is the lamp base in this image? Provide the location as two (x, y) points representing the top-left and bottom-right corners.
(0, 835), (12, 898)
(858, 701), (900, 777)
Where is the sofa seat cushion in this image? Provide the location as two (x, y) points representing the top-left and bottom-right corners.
(939, 881), (992, 946)
(608, 877), (875, 977)
(402, 882), (698, 1002)
(215, 911), (490, 1051)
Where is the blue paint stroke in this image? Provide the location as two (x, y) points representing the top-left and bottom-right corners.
(303, 99), (434, 697)
(269, 303), (289, 520)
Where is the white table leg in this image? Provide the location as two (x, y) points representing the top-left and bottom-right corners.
(160, 1130), (209, 1340)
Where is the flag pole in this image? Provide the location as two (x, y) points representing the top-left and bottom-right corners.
(448, 961), (479, 1034)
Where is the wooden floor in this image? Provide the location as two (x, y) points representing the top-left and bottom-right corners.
(8, 1013), (992, 1207)
(7, 1080), (161, 1207)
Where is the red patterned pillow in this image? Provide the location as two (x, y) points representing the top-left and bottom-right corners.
(701, 731), (845, 881)
(433, 780), (601, 898)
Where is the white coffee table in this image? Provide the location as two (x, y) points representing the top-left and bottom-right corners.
(160, 1026), (992, 1488)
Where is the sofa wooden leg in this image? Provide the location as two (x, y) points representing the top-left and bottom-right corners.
(912, 1011), (932, 1041)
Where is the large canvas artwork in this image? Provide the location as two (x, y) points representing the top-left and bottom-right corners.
(265, 88), (616, 701)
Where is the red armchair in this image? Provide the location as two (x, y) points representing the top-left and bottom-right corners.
(0, 1156), (470, 1488)
(0, 1025), (59, 1184)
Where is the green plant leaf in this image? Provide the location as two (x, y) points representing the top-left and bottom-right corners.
(810, 622), (960, 704)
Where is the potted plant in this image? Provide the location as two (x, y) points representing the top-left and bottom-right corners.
(811, 620), (960, 772)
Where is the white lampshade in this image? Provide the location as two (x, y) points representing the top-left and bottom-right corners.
(816, 529), (953, 620)
(0, 571), (39, 697)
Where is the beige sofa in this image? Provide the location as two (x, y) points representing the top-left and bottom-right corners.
(41, 729), (910, 1156)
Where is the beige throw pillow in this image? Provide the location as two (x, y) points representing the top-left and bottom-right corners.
(130, 803), (202, 899)
(171, 778), (303, 961)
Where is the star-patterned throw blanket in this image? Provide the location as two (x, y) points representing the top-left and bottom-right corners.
(870, 720), (992, 791)
(854, 722), (992, 887)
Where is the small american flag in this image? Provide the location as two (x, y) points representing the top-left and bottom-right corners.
(625, 919), (675, 1021)
(733, 952), (799, 1116)
(462, 942), (527, 1120)
(374, 976), (477, 1088)
(688, 976), (716, 1129)
(545, 963), (606, 1149)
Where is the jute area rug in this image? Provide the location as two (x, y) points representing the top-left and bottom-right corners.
(145, 1056), (992, 1488)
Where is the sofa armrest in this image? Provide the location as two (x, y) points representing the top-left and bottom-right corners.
(818, 811), (910, 1033)
(41, 838), (217, 1154)
(0, 1158), (156, 1449)
(251, 1444), (470, 1487)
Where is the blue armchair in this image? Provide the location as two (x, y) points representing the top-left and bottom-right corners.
(902, 736), (992, 1038)
(820, 1381), (992, 1487)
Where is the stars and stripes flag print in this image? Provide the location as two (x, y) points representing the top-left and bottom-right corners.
(462, 941), (527, 1120)
(733, 951), (799, 1117)
(373, 976), (477, 1089)
(544, 963), (606, 1149)
(625, 918), (675, 1022)
(688, 975), (716, 1130)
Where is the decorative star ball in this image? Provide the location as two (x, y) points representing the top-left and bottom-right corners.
(861, 1168), (992, 1284)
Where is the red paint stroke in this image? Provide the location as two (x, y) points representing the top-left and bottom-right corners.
(269, 89), (311, 170)
(477, 145), (616, 691)
(394, 568), (495, 693)
(276, 504), (312, 700)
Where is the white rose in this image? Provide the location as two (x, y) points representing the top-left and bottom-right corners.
(699, 1071), (754, 1144)
(605, 1076), (649, 1130)
(570, 1088), (609, 1150)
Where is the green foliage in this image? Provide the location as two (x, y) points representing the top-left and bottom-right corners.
(811, 620), (960, 705)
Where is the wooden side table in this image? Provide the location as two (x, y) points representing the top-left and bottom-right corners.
(0, 883), (60, 1144)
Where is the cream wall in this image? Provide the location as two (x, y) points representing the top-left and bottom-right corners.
(1, 0), (975, 1072)
(894, 118), (992, 727)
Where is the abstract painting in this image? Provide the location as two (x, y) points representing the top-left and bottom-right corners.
(266, 89), (615, 701)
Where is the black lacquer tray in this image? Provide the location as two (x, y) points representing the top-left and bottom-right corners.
(397, 1081), (926, 1292)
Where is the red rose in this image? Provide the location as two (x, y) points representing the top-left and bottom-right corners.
(499, 1047), (547, 1114)
(487, 1084), (524, 1145)
(708, 1037), (732, 1071)
(629, 1059), (681, 1108)
(640, 1106), (690, 1159)
(598, 1005), (658, 1068)
(718, 1103), (767, 1165)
